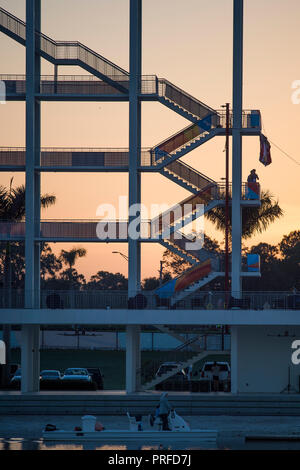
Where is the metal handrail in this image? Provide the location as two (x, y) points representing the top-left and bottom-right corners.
(0, 7), (128, 79)
(164, 160), (216, 190)
(158, 78), (218, 116)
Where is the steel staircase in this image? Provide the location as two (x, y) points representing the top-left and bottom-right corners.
(0, 6), (261, 304)
(157, 78), (220, 124)
(152, 121), (222, 168)
(141, 349), (227, 391)
(151, 183), (221, 243)
(161, 160), (216, 194)
(170, 272), (223, 306)
(155, 325), (203, 352)
(0, 7), (129, 93)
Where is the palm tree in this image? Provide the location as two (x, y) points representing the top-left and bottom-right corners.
(0, 179), (56, 386)
(205, 189), (283, 239)
(59, 247), (87, 288)
(60, 247), (87, 269)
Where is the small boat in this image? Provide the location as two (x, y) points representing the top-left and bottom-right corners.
(42, 428), (218, 443)
(42, 411), (218, 443)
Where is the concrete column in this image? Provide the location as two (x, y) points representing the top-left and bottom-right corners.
(128, 0), (142, 298)
(231, 0), (243, 299)
(21, 325), (40, 393)
(23, 0), (41, 392)
(126, 325), (141, 393)
(126, 0), (142, 393)
(230, 326), (239, 394)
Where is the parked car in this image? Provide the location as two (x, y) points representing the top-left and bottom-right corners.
(86, 368), (104, 390)
(155, 362), (188, 391)
(62, 368), (92, 382)
(10, 368), (21, 388)
(61, 368), (95, 390)
(200, 361), (231, 380)
(198, 361), (231, 391)
(40, 370), (62, 382)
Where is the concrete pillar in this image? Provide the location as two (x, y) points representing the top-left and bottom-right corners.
(126, 0), (142, 393)
(21, 325), (40, 393)
(23, 0), (41, 392)
(128, 0), (142, 297)
(231, 0), (243, 299)
(230, 326), (239, 393)
(126, 325), (141, 393)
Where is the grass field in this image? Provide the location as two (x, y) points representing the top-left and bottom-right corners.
(11, 349), (230, 390)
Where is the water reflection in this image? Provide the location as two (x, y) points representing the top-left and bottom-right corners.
(0, 437), (217, 450)
(4, 436), (300, 450)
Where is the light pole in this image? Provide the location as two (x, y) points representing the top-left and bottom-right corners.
(159, 260), (164, 286)
(112, 251), (128, 261)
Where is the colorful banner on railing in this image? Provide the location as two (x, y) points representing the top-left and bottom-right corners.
(246, 182), (260, 200)
(155, 259), (212, 299)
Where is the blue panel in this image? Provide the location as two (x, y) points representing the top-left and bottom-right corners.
(247, 254), (260, 272)
(249, 111), (260, 128)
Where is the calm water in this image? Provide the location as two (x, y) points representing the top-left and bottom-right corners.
(2, 437), (300, 451)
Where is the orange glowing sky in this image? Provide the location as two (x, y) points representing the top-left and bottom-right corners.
(0, 0), (299, 280)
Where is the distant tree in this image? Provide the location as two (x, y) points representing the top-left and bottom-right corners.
(41, 243), (63, 282)
(279, 231), (300, 290)
(142, 273), (172, 291)
(0, 180), (56, 386)
(59, 268), (86, 289)
(243, 242), (281, 291)
(60, 247), (87, 269)
(279, 230), (300, 261)
(87, 271), (128, 290)
(205, 190), (283, 239)
(243, 232), (300, 291)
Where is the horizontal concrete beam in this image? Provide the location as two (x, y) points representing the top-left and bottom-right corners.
(0, 308), (299, 325)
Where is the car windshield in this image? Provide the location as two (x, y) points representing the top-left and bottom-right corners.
(159, 365), (178, 372)
(65, 369), (87, 375)
(204, 364), (229, 371)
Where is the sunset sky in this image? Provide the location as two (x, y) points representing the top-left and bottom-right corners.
(0, 0), (299, 281)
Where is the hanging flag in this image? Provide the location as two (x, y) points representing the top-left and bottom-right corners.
(259, 134), (272, 166)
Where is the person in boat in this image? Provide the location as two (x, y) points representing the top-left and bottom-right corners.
(159, 392), (172, 431)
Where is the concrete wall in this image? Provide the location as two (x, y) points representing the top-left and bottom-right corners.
(234, 326), (300, 393)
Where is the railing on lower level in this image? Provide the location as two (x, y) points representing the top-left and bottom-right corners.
(0, 147), (153, 168)
(0, 187), (260, 241)
(0, 290), (299, 310)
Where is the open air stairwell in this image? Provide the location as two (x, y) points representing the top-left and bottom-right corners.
(157, 78), (220, 124)
(161, 160), (216, 194)
(0, 7), (129, 93)
(155, 325), (204, 352)
(141, 349), (228, 391)
(151, 183), (221, 245)
(152, 120), (222, 168)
